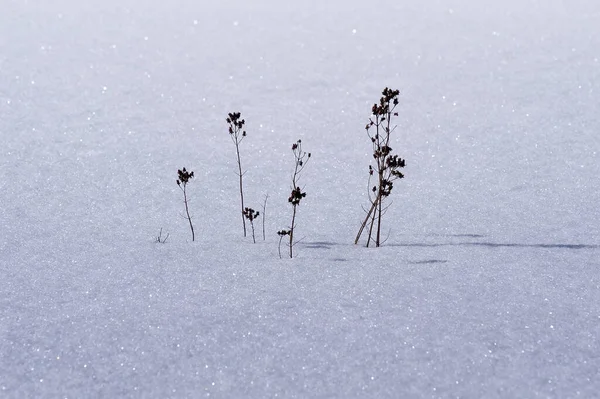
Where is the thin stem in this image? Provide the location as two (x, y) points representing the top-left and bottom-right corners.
(376, 159), (385, 246)
(376, 195), (382, 247)
(289, 204), (297, 258)
(366, 195), (378, 247)
(354, 197), (377, 245)
(156, 228), (170, 243)
(182, 185), (195, 241)
(235, 141), (247, 237)
(262, 193), (268, 241)
(278, 234), (284, 259)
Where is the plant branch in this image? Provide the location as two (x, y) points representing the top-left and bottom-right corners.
(227, 112), (248, 237)
(177, 167), (195, 242)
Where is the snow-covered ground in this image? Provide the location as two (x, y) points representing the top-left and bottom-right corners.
(1, 0), (599, 397)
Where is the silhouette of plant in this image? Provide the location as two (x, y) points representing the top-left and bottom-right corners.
(176, 167), (195, 242)
(279, 140), (311, 258)
(355, 88), (406, 247)
(227, 112), (248, 237)
(243, 207), (260, 243)
(277, 229), (289, 259)
(155, 228), (170, 244)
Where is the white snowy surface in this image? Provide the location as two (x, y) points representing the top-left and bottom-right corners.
(1, 0), (600, 397)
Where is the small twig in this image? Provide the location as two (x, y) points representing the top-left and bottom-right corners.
(380, 228), (392, 245)
(292, 235), (306, 246)
(156, 228), (170, 243)
(261, 193), (269, 241)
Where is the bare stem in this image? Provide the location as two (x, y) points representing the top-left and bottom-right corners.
(278, 234), (284, 259)
(354, 198), (377, 245)
(262, 193), (269, 241)
(376, 168), (384, 247)
(182, 185), (195, 241)
(250, 219), (256, 243)
(156, 228), (170, 244)
(235, 142), (247, 237)
(289, 204), (297, 258)
(367, 196), (378, 247)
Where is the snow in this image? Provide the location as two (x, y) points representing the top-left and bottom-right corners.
(1, 0), (599, 397)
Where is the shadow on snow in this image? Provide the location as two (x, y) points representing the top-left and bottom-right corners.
(388, 242), (599, 250)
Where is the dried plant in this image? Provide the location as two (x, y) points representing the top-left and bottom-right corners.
(261, 193), (269, 241)
(243, 207), (260, 243)
(155, 228), (170, 244)
(278, 140), (311, 258)
(176, 167), (195, 242)
(227, 112), (248, 237)
(355, 88), (406, 247)
(277, 229), (289, 259)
